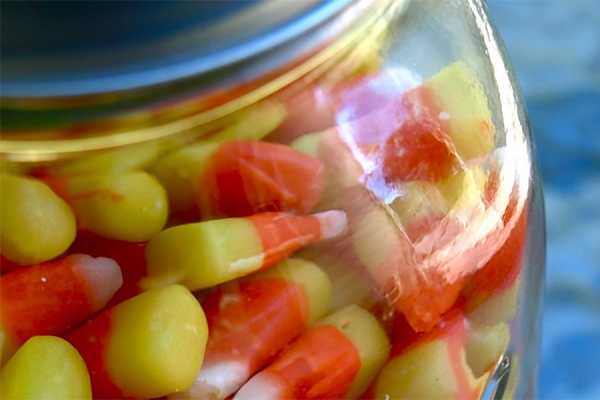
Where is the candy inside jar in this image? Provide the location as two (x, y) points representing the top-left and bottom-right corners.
(0, 0), (545, 399)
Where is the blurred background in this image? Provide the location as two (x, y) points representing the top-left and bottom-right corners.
(487, 1), (600, 399)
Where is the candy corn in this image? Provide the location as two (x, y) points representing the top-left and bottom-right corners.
(0, 254), (122, 366)
(43, 171), (168, 242)
(178, 258), (332, 399)
(293, 209), (390, 311)
(390, 181), (449, 224)
(289, 132), (352, 215)
(268, 85), (337, 144)
(270, 65), (409, 145)
(234, 304), (390, 400)
(142, 210), (347, 291)
(204, 100), (286, 143)
(29, 141), (163, 178)
(465, 277), (521, 326)
(201, 140), (326, 217)
(0, 336), (92, 399)
(382, 61), (494, 183)
(151, 140), (326, 219)
(0, 53), (533, 400)
(149, 142), (219, 218)
(0, 254), (24, 274)
(0, 173), (76, 266)
(463, 203), (528, 310)
(65, 285), (208, 399)
(66, 236), (148, 308)
(418, 61), (495, 162)
(381, 98), (459, 183)
(465, 321), (510, 377)
(371, 309), (488, 400)
(351, 204), (466, 332)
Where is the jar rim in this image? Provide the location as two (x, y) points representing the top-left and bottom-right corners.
(0, 0), (353, 99)
(0, 0), (401, 162)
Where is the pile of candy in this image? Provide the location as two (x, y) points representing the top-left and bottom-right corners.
(0, 60), (529, 399)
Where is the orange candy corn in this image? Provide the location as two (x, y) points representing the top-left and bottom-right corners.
(234, 305), (390, 400)
(142, 210), (347, 291)
(179, 258), (332, 399)
(0, 254), (23, 274)
(151, 140), (326, 219)
(200, 140), (326, 217)
(0, 254), (122, 366)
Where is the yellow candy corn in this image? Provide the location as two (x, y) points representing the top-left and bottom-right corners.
(44, 171), (168, 241)
(0, 173), (76, 266)
(142, 210), (347, 291)
(0, 336), (92, 399)
(66, 285), (208, 399)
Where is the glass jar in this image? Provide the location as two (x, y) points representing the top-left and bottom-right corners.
(0, 0), (545, 399)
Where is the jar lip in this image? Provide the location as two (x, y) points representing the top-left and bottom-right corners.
(0, 0), (353, 99)
(0, 0), (401, 162)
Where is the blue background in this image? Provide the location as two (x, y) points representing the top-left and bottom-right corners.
(488, 1), (600, 399)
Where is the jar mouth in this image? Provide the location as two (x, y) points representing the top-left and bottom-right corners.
(0, 0), (352, 99)
(0, 0), (404, 163)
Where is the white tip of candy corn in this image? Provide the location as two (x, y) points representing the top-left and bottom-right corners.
(184, 360), (251, 399)
(71, 254), (123, 311)
(234, 372), (286, 400)
(199, 361), (250, 396)
(314, 210), (348, 240)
